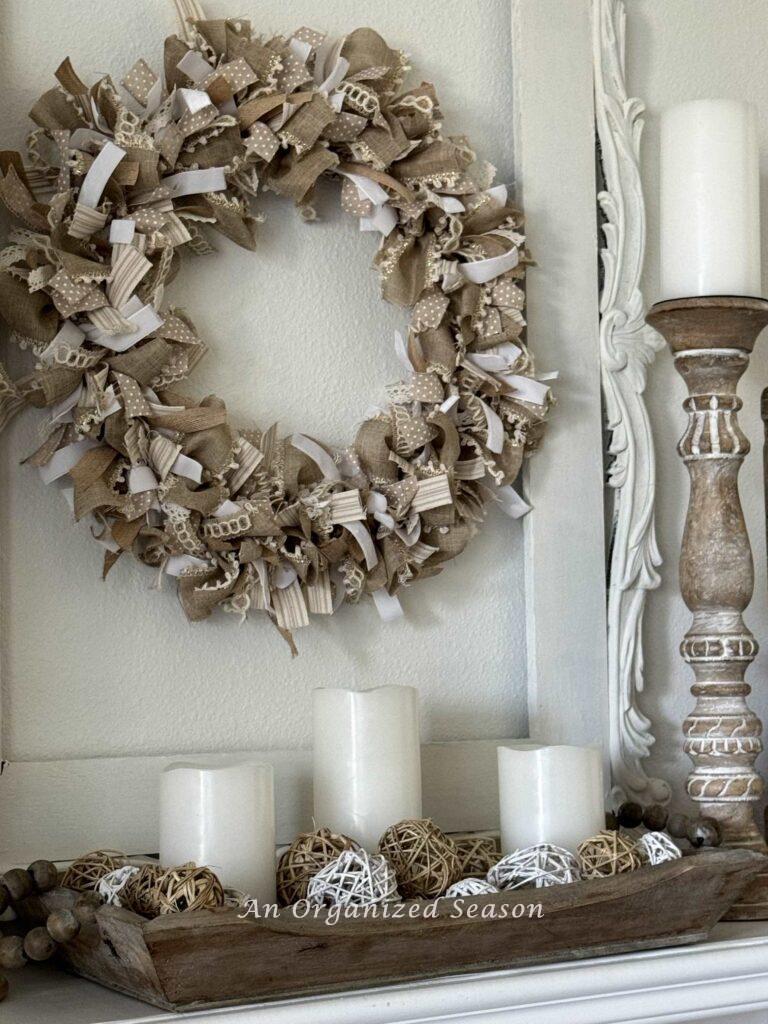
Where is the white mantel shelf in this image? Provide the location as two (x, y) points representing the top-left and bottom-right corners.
(1, 922), (768, 1024)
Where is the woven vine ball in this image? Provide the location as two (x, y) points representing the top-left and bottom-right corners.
(97, 866), (140, 907)
(276, 827), (360, 906)
(156, 864), (225, 915)
(445, 877), (499, 898)
(61, 850), (127, 892)
(378, 818), (461, 899)
(638, 830), (682, 866)
(454, 835), (500, 880)
(122, 863), (166, 918)
(577, 830), (643, 878)
(487, 844), (582, 890)
(307, 849), (398, 907)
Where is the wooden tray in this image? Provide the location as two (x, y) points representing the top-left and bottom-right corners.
(17, 849), (765, 1013)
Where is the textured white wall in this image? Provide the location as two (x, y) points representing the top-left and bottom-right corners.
(0, 0), (528, 760)
(627, 0), (768, 811)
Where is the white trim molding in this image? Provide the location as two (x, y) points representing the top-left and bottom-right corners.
(593, 0), (670, 805)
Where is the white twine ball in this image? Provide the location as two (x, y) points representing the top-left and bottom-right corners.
(98, 865), (140, 906)
(307, 849), (399, 907)
(488, 844), (581, 890)
(638, 830), (681, 866)
(445, 877), (499, 897)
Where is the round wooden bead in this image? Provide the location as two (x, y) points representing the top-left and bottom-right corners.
(0, 935), (26, 970)
(73, 893), (102, 925)
(686, 817), (722, 848)
(642, 804), (669, 832)
(0, 884), (9, 915)
(616, 802), (644, 829)
(667, 812), (690, 838)
(23, 927), (57, 962)
(2, 868), (33, 902)
(28, 860), (59, 893)
(0, 973), (7, 1002)
(46, 909), (81, 943)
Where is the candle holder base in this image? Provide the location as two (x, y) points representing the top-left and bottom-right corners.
(647, 296), (768, 921)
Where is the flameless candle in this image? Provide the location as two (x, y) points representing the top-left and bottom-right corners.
(159, 759), (275, 901)
(497, 744), (604, 854)
(660, 99), (761, 300)
(313, 685), (422, 851)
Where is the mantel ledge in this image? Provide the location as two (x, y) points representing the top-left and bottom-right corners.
(2, 922), (768, 1024)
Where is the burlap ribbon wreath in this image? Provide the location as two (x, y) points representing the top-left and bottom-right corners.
(0, 12), (551, 650)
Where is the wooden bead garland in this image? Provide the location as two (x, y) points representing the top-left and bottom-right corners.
(98, 866), (140, 907)
(276, 827), (360, 906)
(156, 865), (224, 915)
(638, 831), (681, 866)
(2, 868), (33, 901)
(307, 849), (398, 908)
(378, 819), (461, 899)
(27, 860), (59, 893)
(445, 878), (499, 898)
(122, 863), (166, 918)
(577, 831), (642, 878)
(454, 835), (499, 880)
(46, 910), (81, 944)
(23, 927), (56, 962)
(488, 845), (582, 890)
(62, 850), (126, 892)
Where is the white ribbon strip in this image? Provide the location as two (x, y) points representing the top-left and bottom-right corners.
(458, 245), (519, 285)
(485, 184), (508, 206)
(40, 320), (86, 365)
(273, 563), (298, 589)
(505, 374), (551, 406)
(109, 219), (136, 244)
(165, 554), (210, 576)
(291, 433), (340, 481)
(78, 142), (126, 208)
(480, 482), (532, 519)
(39, 438), (99, 484)
(289, 37), (313, 63)
(171, 453), (203, 483)
(162, 167), (228, 198)
(48, 382), (84, 424)
(372, 588), (404, 622)
(173, 86), (213, 117)
(213, 499), (240, 517)
(89, 302), (164, 353)
(176, 50), (213, 84)
(465, 343), (522, 373)
(360, 206), (397, 235)
(129, 465), (158, 494)
(344, 520), (378, 570)
(367, 491), (396, 531)
(477, 398), (505, 454)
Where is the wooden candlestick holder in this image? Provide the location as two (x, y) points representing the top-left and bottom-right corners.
(647, 296), (768, 920)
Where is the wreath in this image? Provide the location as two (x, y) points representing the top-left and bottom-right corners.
(0, 14), (551, 649)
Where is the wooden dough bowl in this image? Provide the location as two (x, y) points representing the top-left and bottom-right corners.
(15, 849), (765, 1013)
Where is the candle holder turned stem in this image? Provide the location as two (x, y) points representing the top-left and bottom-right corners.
(647, 296), (768, 920)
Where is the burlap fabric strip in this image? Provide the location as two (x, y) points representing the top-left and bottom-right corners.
(0, 15), (551, 649)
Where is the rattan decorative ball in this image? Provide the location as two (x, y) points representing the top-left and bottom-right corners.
(454, 835), (499, 880)
(98, 866), (140, 907)
(577, 830), (643, 878)
(156, 865), (224, 915)
(276, 827), (360, 906)
(62, 850), (127, 892)
(638, 830), (682, 866)
(307, 849), (398, 907)
(378, 818), (461, 899)
(122, 863), (166, 918)
(488, 845), (581, 889)
(445, 877), (499, 898)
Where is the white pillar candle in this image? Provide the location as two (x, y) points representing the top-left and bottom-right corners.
(159, 759), (275, 901)
(660, 99), (761, 300)
(313, 685), (422, 851)
(497, 744), (604, 854)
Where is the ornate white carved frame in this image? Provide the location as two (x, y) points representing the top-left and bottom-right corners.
(593, 0), (671, 804)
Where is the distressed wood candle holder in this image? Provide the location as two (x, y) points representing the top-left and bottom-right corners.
(646, 296), (768, 920)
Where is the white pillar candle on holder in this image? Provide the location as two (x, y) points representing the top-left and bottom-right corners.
(660, 99), (761, 300)
(313, 685), (422, 851)
(159, 759), (275, 902)
(497, 744), (604, 854)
